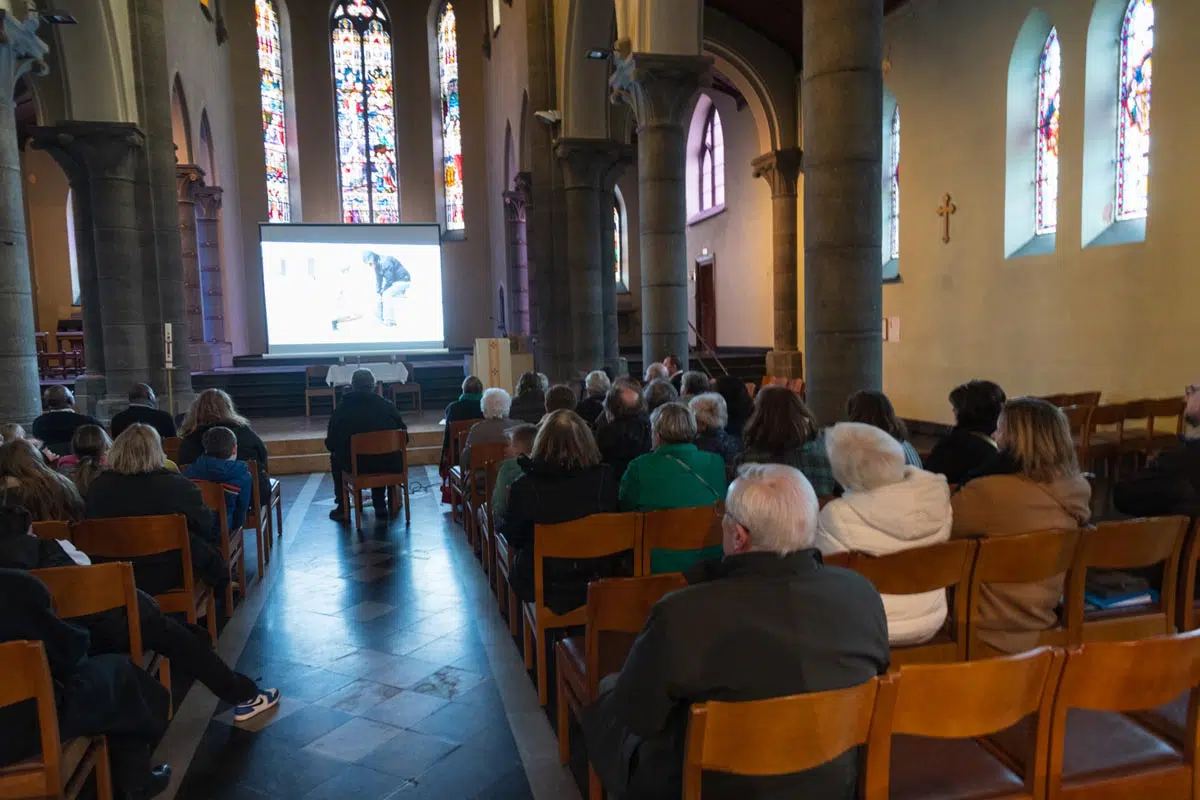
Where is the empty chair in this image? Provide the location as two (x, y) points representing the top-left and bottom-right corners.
(388, 364), (422, 413)
(304, 365), (337, 416)
(1121, 397), (1185, 466)
(1060, 405), (1095, 467)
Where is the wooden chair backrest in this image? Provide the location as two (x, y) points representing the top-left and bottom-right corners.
(467, 442), (507, 503)
(195, 479), (232, 537)
(350, 430), (409, 468)
(245, 459), (266, 514)
(72, 514), (196, 598)
(585, 574), (688, 697)
(640, 504), (723, 574)
(0, 641), (64, 794)
(162, 436), (182, 463)
(447, 420), (477, 465)
(1043, 392), (1101, 409)
(31, 563), (143, 659)
(684, 679), (879, 796)
(533, 513), (641, 625)
(838, 538), (977, 596)
(1089, 402), (1126, 429)
(1061, 404), (1095, 457)
(1055, 629), (1200, 713)
(1123, 397), (1185, 438)
(31, 520), (71, 543)
(1179, 518), (1200, 632)
(306, 365), (330, 383)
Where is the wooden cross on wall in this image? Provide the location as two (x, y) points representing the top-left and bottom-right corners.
(937, 193), (957, 244)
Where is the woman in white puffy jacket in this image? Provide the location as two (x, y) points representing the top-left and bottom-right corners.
(816, 422), (953, 646)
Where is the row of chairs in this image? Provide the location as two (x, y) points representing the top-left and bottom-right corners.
(1060, 396), (1185, 475)
(303, 363), (423, 416)
(35, 332), (84, 379)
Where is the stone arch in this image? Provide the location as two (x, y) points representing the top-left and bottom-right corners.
(560, 0), (614, 138)
(45, 0), (134, 122)
(171, 74), (193, 164)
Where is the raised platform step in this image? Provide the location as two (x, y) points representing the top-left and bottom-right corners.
(263, 419), (443, 476)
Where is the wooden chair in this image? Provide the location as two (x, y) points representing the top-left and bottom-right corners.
(196, 480), (248, 617)
(161, 436), (182, 464)
(967, 530), (1084, 659)
(1177, 518), (1200, 632)
(1084, 403), (1125, 475)
(523, 513), (640, 706)
(494, 530), (520, 636)
(445, 419), (478, 525)
(343, 430), (410, 529)
(836, 539), (978, 665)
(683, 679), (880, 799)
(472, 456), (505, 588)
(388, 365), (422, 413)
(1042, 392), (1102, 409)
(304, 365), (337, 417)
(247, 460), (282, 576)
(1045, 631), (1200, 799)
(1060, 405), (1095, 467)
(31, 520), (71, 543)
(864, 648), (1065, 800)
(72, 514), (218, 644)
(1120, 397), (1185, 467)
(639, 504), (723, 575)
(1073, 516), (1187, 644)
(557, 574), (687, 796)
(0, 641), (112, 800)
(462, 442), (507, 556)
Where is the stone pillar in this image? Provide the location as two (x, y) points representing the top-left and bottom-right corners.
(0, 11), (47, 426)
(752, 147), (804, 379)
(802, 0), (883, 422)
(502, 173), (530, 337)
(31, 123), (151, 416)
(192, 185), (230, 365)
(175, 165), (205, 345)
(612, 53), (711, 370)
(600, 150), (633, 375)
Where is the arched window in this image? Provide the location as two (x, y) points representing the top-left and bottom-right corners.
(437, 2), (464, 231)
(613, 202), (622, 282)
(1035, 29), (1061, 236)
(613, 185), (630, 290)
(697, 105), (724, 212)
(331, 0), (399, 224)
(888, 106), (900, 263)
(256, 0), (291, 222)
(1117, 0), (1153, 221)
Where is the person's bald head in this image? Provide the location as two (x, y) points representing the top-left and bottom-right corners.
(43, 385), (74, 410)
(605, 381), (645, 421)
(128, 383), (156, 406)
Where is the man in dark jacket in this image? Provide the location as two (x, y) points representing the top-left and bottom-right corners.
(925, 379), (1006, 486)
(111, 384), (178, 440)
(584, 463), (889, 799)
(0, 568), (172, 798)
(1114, 387), (1200, 518)
(576, 370), (611, 426)
(30, 385), (103, 456)
(440, 375), (485, 462)
(327, 368), (408, 520)
(596, 382), (653, 482)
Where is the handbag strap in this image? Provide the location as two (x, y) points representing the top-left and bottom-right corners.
(664, 453), (722, 501)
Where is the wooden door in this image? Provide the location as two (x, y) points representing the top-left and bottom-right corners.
(695, 256), (717, 348)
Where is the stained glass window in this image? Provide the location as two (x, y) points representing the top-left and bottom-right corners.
(255, 0), (290, 222)
(698, 105), (725, 212)
(438, 3), (465, 231)
(888, 106), (900, 262)
(613, 200), (622, 284)
(1117, 0), (1153, 221)
(331, 0), (399, 224)
(1035, 29), (1061, 236)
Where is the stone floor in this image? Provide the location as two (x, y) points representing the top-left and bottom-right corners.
(159, 467), (579, 800)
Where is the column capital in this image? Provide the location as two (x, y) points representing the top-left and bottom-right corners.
(0, 10), (49, 94)
(610, 52), (712, 130)
(175, 163), (205, 202)
(192, 185), (223, 218)
(752, 148), (804, 198)
(28, 122), (146, 187)
(502, 189), (526, 223)
(555, 138), (632, 191)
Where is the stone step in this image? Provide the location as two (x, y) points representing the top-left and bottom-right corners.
(267, 431), (443, 475)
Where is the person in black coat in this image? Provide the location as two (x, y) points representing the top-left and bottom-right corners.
(924, 379), (1006, 486)
(0, 568), (172, 798)
(1114, 389), (1200, 518)
(596, 381), (653, 483)
(584, 463), (889, 799)
(576, 370), (611, 427)
(30, 385), (103, 456)
(84, 424), (226, 597)
(510, 371), (547, 424)
(111, 383), (178, 440)
(499, 410), (621, 614)
(177, 389), (270, 497)
(440, 375), (485, 464)
(713, 375), (754, 438)
(326, 368), (408, 520)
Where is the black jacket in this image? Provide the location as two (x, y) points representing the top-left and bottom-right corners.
(597, 414), (653, 482)
(924, 427), (999, 486)
(326, 389), (407, 473)
(111, 404), (178, 440)
(499, 459), (622, 614)
(441, 394), (485, 457)
(510, 389), (546, 425)
(84, 470), (226, 596)
(31, 410), (103, 455)
(584, 550), (889, 799)
(1115, 437), (1200, 519)
(696, 428), (742, 469)
(179, 422), (270, 496)
(576, 394), (606, 426)
(0, 534), (77, 571)
(0, 568), (90, 680)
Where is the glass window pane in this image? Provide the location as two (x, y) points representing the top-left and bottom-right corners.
(438, 3), (465, 230)
(256, 0), (290, 222)
(1117, 0), (1153, 221)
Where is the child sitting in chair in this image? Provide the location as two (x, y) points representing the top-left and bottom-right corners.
(184, 426), (252, 531)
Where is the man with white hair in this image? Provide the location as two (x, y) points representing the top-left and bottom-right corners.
(576, 370), (611, 425)
(326, 367), (408, 520)
(643, 362), (669, 383)
(461, 387), (518, 467)
(585, 463), (888, 799)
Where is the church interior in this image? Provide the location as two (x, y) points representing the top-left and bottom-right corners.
(1, 0), (1199, 797)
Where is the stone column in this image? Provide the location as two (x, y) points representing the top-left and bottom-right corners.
(31, 123), (151, 416)
(175, 165), (204, 345)
(612, 53), (711, 370)
(502, 173), (530, 337)
(0, 12), (47, 426)
(192, 185), (230, 362)
(752, 147), (804, 379)
(802, 0), (883, 422)
(600, 150), (633, 375)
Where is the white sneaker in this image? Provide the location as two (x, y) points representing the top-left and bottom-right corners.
(233, 688), (280, 723)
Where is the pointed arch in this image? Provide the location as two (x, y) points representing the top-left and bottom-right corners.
(688, 95), (725, 216)
(256, 0), (292, 221)
(436, 1), (464, 230)
(1004, 8), (1056, 258)
(613, 184), (629, 290)
(198, 110), (217, 186)
(170, 75), (193, 163)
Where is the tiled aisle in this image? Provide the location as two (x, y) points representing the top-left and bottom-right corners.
(165, 468), (578, 800)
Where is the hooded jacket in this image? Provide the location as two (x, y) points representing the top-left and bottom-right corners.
(184, 455), (253, 531)
(817, 467), (953, 645)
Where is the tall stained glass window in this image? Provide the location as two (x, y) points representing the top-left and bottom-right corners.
(438, 3), (465, 231)
(1035, 29), (1061, 235)
(255, 0), (290, 222)
(1117, 0), (1153, 221)
(613, 200), (623, 284)
(698, 105), (725, 212)
(888, 106), (901, 262)
(331, 0), (399, 224)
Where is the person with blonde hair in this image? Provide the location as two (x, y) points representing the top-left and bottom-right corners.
(951, 397), (1091, 653)
(57, 424), (112, 497)
(499, 409), (619, 613)
(178, 388), (270, 496)
(85, 424), (227, 596)
(0, 438), (84, 521)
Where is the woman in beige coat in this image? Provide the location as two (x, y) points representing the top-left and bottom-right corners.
(951, 397), (1091, 653)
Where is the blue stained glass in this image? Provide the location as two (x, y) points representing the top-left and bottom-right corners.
(1117, 0), (1153, 221)
(255, 0), (290, 222)
(1036, 29), (1061, 235)
(889, 106), (900, 261)
(438, 3), (465, 230)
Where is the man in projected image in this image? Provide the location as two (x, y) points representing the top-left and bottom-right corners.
(364, 250), (411, 328)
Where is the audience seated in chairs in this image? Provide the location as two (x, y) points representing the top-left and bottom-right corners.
(713, 374), (753, 438)
(690, 392), (741, 470)
(111, 383), (178, 441)
(0, 438), (84, 521)
(184, 427), (253, 533)
(510, 371), (547, 424)
(1113, 382), (1200, 518)
(462, 387), (517, 468)
(440, 375), (485, 466)
(177, 389), (271, 498)
(491, 424), (538, 520)
(620, 402), (728, 512)
(846, 389), (922, 467)
(643, 362), (669, 383)
(546, 384), (578, 415)
(583, 464), (888, 799)
(85, 424), (227, 597)
(57, 424), (111, 497)
(0, 506), (278, 725)
(596, 380), (652, 483)
(925, 379), (1006, 485)
(576, 370), (610, 426)
(644, 378), (678, 413)
(0, 568), (173, 799)
(498, 409), (620, 614)
(951, 397), (1091, 653)
(679, 370), (710, 400)
(817, 422), (953, 645)
(740, 385), (835, 496)
(325, 368), (408, 522)
(31, 386), (103, 457)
